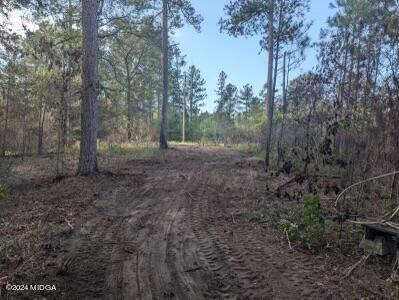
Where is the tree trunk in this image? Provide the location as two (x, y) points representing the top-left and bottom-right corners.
(60, 81), (69, 151)
(271, 2), (283, 102)
(1, 86), (9, 157)
(38, 99), (45, 155)
(126, 60), (134, 141)
(159, 0), (169, 149)
(182, 75), (186, 142)
(157, 89), (161, 119)
(78, 0), (99, 175)
(390, 116), (399, 203)
(21, 91), (28, 155)
(390, 88), (399, 204)
(264, 0), (274, 170)
(189, 77), (193, 123)
(277, 51), (287, 166)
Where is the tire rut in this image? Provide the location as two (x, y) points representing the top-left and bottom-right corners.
(52, 146), (338, 299)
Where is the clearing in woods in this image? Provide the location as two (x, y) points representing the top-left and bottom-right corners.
(1, 145), (368, 299)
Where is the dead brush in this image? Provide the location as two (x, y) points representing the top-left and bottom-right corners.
(0, 157), (12, 203)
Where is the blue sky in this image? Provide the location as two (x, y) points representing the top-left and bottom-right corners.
(171, 0), (335, 112)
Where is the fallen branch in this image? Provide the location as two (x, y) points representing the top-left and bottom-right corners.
(347, 217), (399, 231)
(184, 266), (202, 273)
(64, 217), (74, 230)
(284, 229), (292, 250)
(186, 192), (195, 201)
(335, 170), (399, 210)
(345, 253), (371, 278)
(276, 174), (307, 192)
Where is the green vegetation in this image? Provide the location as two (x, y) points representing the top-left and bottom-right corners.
(279, 196), (326, 251)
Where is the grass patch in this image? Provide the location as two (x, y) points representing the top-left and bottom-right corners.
(67, 140), (159, 160)
(99, 141), (159, 159)
(234, 143), (262, 156)
(237, 202), (287, 228)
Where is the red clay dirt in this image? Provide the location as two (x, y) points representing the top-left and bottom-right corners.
(0, 145), (391, 299)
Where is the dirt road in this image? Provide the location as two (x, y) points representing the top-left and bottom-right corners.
(40, 145), (335, 300)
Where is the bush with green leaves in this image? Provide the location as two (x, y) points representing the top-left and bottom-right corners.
(278, 195), (326, 251)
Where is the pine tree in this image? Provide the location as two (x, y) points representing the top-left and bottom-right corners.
(79, 0), (99, 175)
(238, 84), (256, 115)
(158, 0), (203, 149)
(220, 0), (311, 169)
(215, 71), (228, 114)
(185, 65), (206, 122)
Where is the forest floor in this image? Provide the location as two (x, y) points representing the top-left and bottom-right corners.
(0, 144), (398, 299)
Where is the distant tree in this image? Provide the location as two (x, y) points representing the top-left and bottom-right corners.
(238, 84), (258, 115)
(216, 80), (238, 121)
(287, 72), (324, 174)
(185, 65), (206, 122)
(102, 27), (161, 141)
(179, 65), (206, 140)
(224, 83), (238, 120)
(215, 70), (228, 113)
(169, 48), (186, 119)
(220, 0), (311, 169)
(158, 0), (203, 149)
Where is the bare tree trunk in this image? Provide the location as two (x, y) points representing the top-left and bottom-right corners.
(159, 0), (169, 149)
(79, 0), (99, 175)
(64, 87), (71, 147)
(390, 91), (399, 204)
(38, 99), (45, 155)
(189, 77), (193, 124)
(22, 91), (28, 156)
(125, 60), (134, 141)
(56, 108), (63, 176)
(1, 87), (9, 157)
(60, 82), (69, 152)
(390, 117), (399, 203)
(157, 89), (161, 119)
(264, 0), (274, 170)
(182, 75), (186, 142)
(271, 2), (283, 102)
(277, 51), (287, 166)
(149, 92), (154, 122)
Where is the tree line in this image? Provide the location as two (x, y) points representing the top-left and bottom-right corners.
(0, 0), (398, 187)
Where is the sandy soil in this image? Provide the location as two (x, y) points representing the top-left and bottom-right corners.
(0, 145), (397, 299)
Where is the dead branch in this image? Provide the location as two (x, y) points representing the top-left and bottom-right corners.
(284, 229), (292, 250)
(335, 171), (399, 210)
(64, 217), (74, 230)
(345, 253), (371, 278)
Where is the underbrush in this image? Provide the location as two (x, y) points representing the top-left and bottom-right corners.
(68, 140), (159, 159)
(278, 195), (327, 251)
(238, 203), (288, 227)
(233, 143), (262, 156)
(0, 240), (7, 263)
(0, 184), (5, 203)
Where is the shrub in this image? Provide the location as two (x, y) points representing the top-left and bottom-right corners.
(278, 219), (301, 242)
(300, 195), (326, 250)
(278, 195), (326, 251)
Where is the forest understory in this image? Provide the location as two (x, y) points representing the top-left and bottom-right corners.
(1, 144), (398, 299)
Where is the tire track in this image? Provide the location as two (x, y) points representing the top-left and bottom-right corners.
(51, 146), (340, 299)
